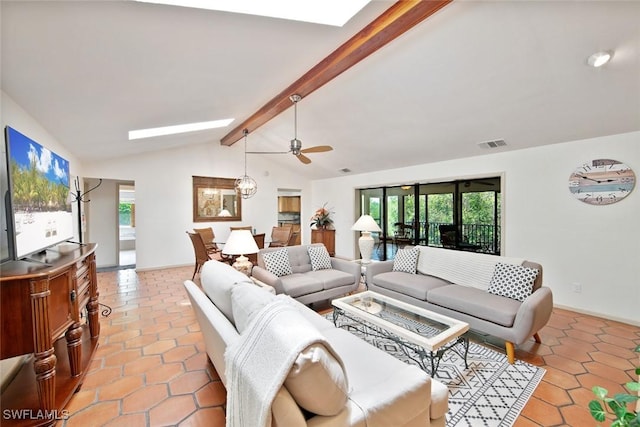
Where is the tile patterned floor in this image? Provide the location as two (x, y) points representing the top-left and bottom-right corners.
(56, 266), (639, 426)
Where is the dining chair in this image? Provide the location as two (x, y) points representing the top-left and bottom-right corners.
(193, 227), (220, 255)
(230, 226), (252, 231)
(248, 233), (266, 264)
(269, 225), (293, 247)
(186, 231), (218, 279)
(392, 222), (413, 251)
(287, 231), (299, 246)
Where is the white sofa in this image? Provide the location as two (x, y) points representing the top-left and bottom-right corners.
(183, 260), (449, 427)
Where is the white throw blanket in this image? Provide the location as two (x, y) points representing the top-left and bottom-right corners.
(416, 246), (524, 291)
(224, 297), (333, 427)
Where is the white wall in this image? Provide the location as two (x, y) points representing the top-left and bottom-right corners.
(310, 132), (640, 325)
(83, 138), (312, 270)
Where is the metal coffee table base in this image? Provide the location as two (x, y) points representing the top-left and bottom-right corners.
(333, 308), (469, 377)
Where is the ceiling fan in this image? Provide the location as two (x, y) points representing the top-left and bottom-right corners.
(246, 94), (333, 164)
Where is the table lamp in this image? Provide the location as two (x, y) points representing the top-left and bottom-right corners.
(222, 230), (259, 275)
(351, 214), (382, 264)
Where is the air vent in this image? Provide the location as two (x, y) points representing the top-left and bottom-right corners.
(477, 139), (507, 149)
(339, 168), (352, 173)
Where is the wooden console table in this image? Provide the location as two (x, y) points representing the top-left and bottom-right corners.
(0, 243), (100, 426)
(311, 228), (335, 256)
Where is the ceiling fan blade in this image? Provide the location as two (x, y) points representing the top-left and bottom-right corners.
(301, 145), (333, 154)
(296, 153), (312, 164)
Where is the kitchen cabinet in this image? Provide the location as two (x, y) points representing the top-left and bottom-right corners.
(278, 196), (300, 213)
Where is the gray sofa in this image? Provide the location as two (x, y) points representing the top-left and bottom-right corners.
(252, 243), (361, 305)
(366, 246), (553, 364)
(184, 260), (449, 427)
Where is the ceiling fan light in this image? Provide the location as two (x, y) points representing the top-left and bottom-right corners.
(587, 50), (613, 67)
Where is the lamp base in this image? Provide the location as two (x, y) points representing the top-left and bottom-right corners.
(232, 255), (253, 276)
(358, 231), (375, 264)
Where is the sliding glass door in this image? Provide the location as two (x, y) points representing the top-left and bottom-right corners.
(357, 177), (501, 260)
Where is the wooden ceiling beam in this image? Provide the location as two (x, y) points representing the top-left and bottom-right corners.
(220, 0), (452, 146)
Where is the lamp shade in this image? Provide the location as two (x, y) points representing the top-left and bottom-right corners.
(222, 230), (259, 255)
(351, 214), (382, 232)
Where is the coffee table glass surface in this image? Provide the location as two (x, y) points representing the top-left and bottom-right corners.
(332, 290), (470, 375)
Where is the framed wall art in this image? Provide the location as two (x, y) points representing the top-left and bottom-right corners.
(192, 176), (241, 222)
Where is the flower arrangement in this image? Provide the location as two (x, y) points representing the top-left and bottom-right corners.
(310, 203), (334, 229)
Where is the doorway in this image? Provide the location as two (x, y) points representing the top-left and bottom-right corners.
(118, 183), (136, 267)
(277, 189), (301, 245)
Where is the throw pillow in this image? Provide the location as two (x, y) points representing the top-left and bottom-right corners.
(284, 343), (349, 416)
(392, 247), (419, 274)
(488, 262), (539, 302)
(262, 248), (293, 277)
(307, 245), (332, 271)
(271, 387), (307, 425)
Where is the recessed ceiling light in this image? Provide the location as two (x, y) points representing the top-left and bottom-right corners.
(133, 0), (371, 27)
(587, 50), (613, 68)
(129, 118), (234, 140)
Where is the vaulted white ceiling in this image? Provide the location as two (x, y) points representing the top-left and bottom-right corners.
(2, 1), (639, 180)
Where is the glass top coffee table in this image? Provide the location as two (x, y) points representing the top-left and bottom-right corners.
(332, 291), (470, 377)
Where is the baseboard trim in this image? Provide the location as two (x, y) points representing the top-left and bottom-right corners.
(134, 263), (191, 273)
(554, 304), (639, 327)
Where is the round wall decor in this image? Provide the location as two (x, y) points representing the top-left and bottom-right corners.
(568, 158), (635, 205)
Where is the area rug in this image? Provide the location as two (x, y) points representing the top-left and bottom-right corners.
(325, 310), (545, 427)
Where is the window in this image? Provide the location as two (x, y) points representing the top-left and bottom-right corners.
(357, 177), (501, 260)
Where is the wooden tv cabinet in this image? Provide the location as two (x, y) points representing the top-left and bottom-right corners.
(0, 243), (100, 427)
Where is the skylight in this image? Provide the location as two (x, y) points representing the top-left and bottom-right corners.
(133, 0), (371, 27)
(128, 118), (234, 140)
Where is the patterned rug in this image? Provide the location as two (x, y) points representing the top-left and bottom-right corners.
(326, 310), (545, 427)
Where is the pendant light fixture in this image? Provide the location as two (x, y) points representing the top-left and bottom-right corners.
(235, 129), (257, 199)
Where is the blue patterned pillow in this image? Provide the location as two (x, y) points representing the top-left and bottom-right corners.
(308, 245), (332, 271)
(392, 247), (419, 274)
(262, 249), (293, 277)
(488, 263), (539, 302)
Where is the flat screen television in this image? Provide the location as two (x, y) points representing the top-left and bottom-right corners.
(4, 126), (74, 259)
